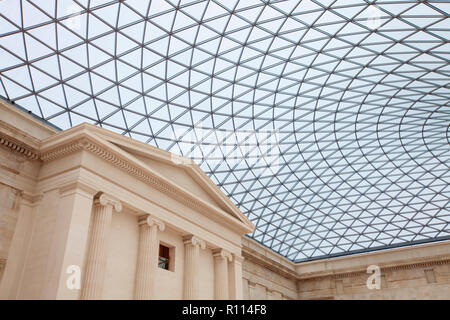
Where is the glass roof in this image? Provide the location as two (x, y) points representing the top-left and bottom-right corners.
(0, 0), (449, 262)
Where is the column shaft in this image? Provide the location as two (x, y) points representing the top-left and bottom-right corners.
(183, 235), (206, 299)
(228, 255), (244, 300)
(81, 193), (121, 300)
(213, 249), (232, 300)
(134, 215), (164, 299)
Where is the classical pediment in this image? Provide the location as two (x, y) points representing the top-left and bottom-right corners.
(39, 123), (254, 233)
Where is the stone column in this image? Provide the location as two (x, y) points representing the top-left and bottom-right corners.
(81, 193), (122, 300)
(228, 254), (244, 300)
(183, 235), (206, 299)
(134, 214), (165, 300)
(213, 248), (232, 300)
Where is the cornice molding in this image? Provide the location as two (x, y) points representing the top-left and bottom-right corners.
(93, 124), (253, 232)
(58, 181), (97, 198)
(297, 258), (450, 281)
(0, 132), (39, 160)
(382, 258), (450, 273)
(242, 246), (298, 280)
(233, 254), (245, 264)
(40, 138), (87, 162)
(242, 240), (450, 283)
(41, 136), (249, 232)
(247, 280), (257, 287)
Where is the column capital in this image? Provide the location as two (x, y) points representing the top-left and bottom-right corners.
(138, 214), (165, 232)
(212, 248), (232, 261)
(82, 193), (116, 299)
(94, 193), (122, 212)
(183, 235), (206, 250)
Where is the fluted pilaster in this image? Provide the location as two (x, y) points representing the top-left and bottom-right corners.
(228, 254), (244, 300)
(213, 248), (232, 300)
(81, 193), (122, 300)
(134, 214), (165, 300)
(183, 235), (206, 299)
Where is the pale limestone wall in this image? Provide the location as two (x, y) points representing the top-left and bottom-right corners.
(0, 147), (28, 285)
(0, 260), (4, 281)
(0, 143), (26, 181)
(241, 237), (450, 300)
(241, 238), (298, 300)
(0, 144), (28, 280)
(1, 99), (449, 300)
(198, 247), (215, 299)
(18, 189), (61, 299)
(103, 209), (139, 300)
(298, 262), (450, 300)
(243, 261), (297, 300)
(0, 100), (252, 300)
(0, 180), (21, 264)
(102, 209), (215, 300)
(154, 227), (185, 300)
(0, 99), (58, 289)
(296, 242), (450, 300)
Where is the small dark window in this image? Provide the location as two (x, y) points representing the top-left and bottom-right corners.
(158, 244), (170, 270)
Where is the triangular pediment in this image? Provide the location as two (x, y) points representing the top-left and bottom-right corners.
(51, 123), (254, 232)
(115, 145), (227, 212)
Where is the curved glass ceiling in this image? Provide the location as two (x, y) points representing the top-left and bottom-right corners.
(1, 0), (449, 262)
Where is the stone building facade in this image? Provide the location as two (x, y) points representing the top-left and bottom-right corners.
(0, 99), (449, 300)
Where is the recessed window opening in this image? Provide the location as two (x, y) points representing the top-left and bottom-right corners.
(159, 243), (174, 271)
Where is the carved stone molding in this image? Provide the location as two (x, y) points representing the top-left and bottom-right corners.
(267, 288), (282, 296)
(232, 254), (245, 264)
(333, 271), (366, 279)
(247, 280), (257, 288)
(94, 193), (122, 212)
(298, 258), (450, 282)
(58, 181), (97, 198)
(242, 246), (298, 280)
(0, 133), (39, 160)
(138, 214), (165, 232)
(212, 248), (233, 261)
(21, 191), (44, 205)
(40, 138), (87, 162)
(41, 137), (231, 224)
(385, 259), (450, 272)
(183, 235), (206, 250)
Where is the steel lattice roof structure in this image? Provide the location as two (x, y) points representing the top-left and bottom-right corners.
(0, 0), (449, 262)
